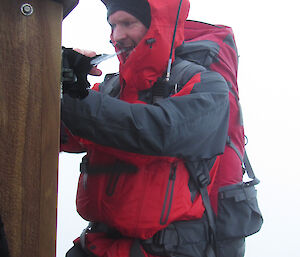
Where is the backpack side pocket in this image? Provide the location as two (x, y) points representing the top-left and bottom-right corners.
(216, 182), (263, 240)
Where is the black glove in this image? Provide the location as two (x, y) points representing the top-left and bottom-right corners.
(61, 47), (93, 99)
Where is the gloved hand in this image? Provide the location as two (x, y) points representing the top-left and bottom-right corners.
(61, 47), (101, 99)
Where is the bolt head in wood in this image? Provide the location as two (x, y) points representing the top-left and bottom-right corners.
(21, 3), (34, 16)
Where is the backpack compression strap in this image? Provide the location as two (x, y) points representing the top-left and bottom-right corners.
(243, 151), (260, 186)
(185, 160), (217, 257)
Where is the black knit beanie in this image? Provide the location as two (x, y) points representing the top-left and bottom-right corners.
(101, 0), (151, 28)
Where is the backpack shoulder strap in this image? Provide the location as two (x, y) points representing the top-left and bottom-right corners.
(169, 57), (206, 88)
(99, 73), (121, 98)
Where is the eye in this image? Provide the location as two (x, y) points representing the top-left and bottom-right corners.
(110, 23), (116, 30)
(122, 21), (133, 27)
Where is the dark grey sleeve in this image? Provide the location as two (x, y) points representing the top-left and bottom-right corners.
(61, 70), (229, 161)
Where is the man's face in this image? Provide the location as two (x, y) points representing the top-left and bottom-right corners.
(108, 11), (148, 60)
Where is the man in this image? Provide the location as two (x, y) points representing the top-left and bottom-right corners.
(61, 0), (262, 256)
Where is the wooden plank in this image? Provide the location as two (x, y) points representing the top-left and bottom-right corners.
(0, 1), (62, 257)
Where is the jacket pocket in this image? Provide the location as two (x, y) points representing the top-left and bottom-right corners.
(216, 182), (263, 240)
(160, 162), (177, 225)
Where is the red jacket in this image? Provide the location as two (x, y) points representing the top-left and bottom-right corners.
(61, 0), (244, 255)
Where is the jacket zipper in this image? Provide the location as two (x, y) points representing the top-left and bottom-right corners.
(160, 162), (177, 225)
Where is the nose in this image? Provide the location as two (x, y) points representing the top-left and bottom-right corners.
(112, 25), (126, 44)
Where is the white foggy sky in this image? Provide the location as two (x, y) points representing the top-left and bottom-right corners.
(57, 0), (300, 256)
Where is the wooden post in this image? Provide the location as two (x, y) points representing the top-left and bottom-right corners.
(0, 0), (70, 256)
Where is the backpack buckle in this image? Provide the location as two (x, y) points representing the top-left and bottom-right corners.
(197, 173), (210, 187)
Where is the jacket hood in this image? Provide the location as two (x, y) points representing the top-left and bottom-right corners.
(108, 0), (190, 102)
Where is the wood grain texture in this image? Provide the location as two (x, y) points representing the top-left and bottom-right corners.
(0, 1), (62, 256)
